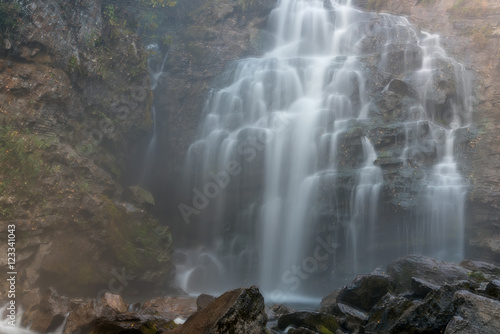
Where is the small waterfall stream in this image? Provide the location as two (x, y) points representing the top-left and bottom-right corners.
(0, 304), (68, 334)
(178, 0), (472, 299)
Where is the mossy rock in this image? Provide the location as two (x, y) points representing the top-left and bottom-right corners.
(122, 185), (155, 208)
(277, 312), (340, 333)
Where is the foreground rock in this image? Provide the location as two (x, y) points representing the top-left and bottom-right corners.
(18, 255), (500, 334)
(171, 286), (267, 334)
(305, 254), (500, 334)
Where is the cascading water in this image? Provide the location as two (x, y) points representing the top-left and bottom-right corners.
(0, 304), (68, 334)
(178, 0), (472, 300)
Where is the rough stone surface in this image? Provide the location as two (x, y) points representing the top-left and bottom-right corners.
(101, 293), (127, 314)
(196, 293), (216, 311)
(0, 0), (173, 299)
(277, 311), (340, 333)
(365, 293), (413, 334)
(387, 254), (469, 292)
(171, 286), (267, 334)
(91, 313), (177, 334)
(376, 0), (500, 266)
(337, 274), (394, 311)
(446, 290), (500, 334)
(142, 296), (197, 320)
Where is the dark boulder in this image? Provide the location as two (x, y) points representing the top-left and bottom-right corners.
(266, 304), (296, 321)
(319, 289), (341, 313)
(171, 286), (267, 334)
(365, 293), (413, 334)
(276, 311), (340, 333)
(445, 290), (500, 333)
(91, 314), (177, 334)
(389, 284), (458, 333)
(459, 259), (500, 276)
(141, 296), (197, 320)
(410, 277), (441, 299)
(386, 254), (469, 293)
(337, 274), (394, 311)
(485, 280), (500, 300)
(196, 293), (216, 311)
(336, 303), (369, 333)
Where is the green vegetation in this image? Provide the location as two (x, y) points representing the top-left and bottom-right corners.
(446, 0), (499, 19)
(0, 126), (53, 218)
(0, 1), (21, 30)
(100, 196), (172, 270)
(102, 0), (179, 35)
(367, 0), (385, 11)
(470, 25), (493, 49)
(367, 0), (435, 11)
(0, 127), (50, 193)
(468, 271), (487, 282)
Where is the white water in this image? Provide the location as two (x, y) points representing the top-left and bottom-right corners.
(0, 304), (67, 334)
(141, 44), (167, 184)
(180, 0), (472, 297)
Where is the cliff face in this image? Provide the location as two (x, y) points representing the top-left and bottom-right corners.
(0, 0), (173, 300)
(364, 0), (500, 263)
(139, 0), (277, 223)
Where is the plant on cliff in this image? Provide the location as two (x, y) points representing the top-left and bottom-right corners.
(0, 126), (52, 217)
(447, 0), (498, 19)
(0, 0), (21, 31)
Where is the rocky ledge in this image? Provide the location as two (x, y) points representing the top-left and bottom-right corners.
(6, 254), (500, 334)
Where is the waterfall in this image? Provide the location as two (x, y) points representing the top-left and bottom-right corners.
(140, 44), (167, 185)
(179, 0), (472, 299)
(0, 304), (68, 334)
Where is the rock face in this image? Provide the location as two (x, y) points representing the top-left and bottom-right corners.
(171, 286), (268, 334)
(0, 0), (173, 300)
(312, 255), (500, 334)
(135, 0), (277, 225)
(370, 0), (500, 265)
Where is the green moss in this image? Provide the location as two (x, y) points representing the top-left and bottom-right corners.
(468, 271), (487, 282)
(99, 196), (172, 271)
(0, 126), (53, 215)
(367, 0), (386, 11)
(316, 325), (335, 334)
(447, 0), (498, 19)
(0, 1), (21, 30)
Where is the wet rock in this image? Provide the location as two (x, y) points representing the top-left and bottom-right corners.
(141, 296), (197, 320)
(389, 284), (457, 333)
(485, 280), (500, 299)
(277, 311), (340, 333)
(122, 186), (155, 210)
(446, 290), (500, 333)
(410, 277), (440, 299)
(365, 293), (413, 334)
(22, 288), (69, 333)
(91, 313), (177, 334)
(459, 259), (500, 276)
(171, 286), (267, 334)
(386, 254), (469, 293)
(337, 274), (394, 311)
(267, 304), (296, 321)
(287, 328), (318, 334)
(101, 293), (127, 314)
(336, 303), (368, 333)
(320, 289), (341, 312)
(445, 316), (471, 334)
(196, 293), (215, 311)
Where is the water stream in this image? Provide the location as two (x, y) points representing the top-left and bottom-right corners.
(178, 0), (472, 300)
